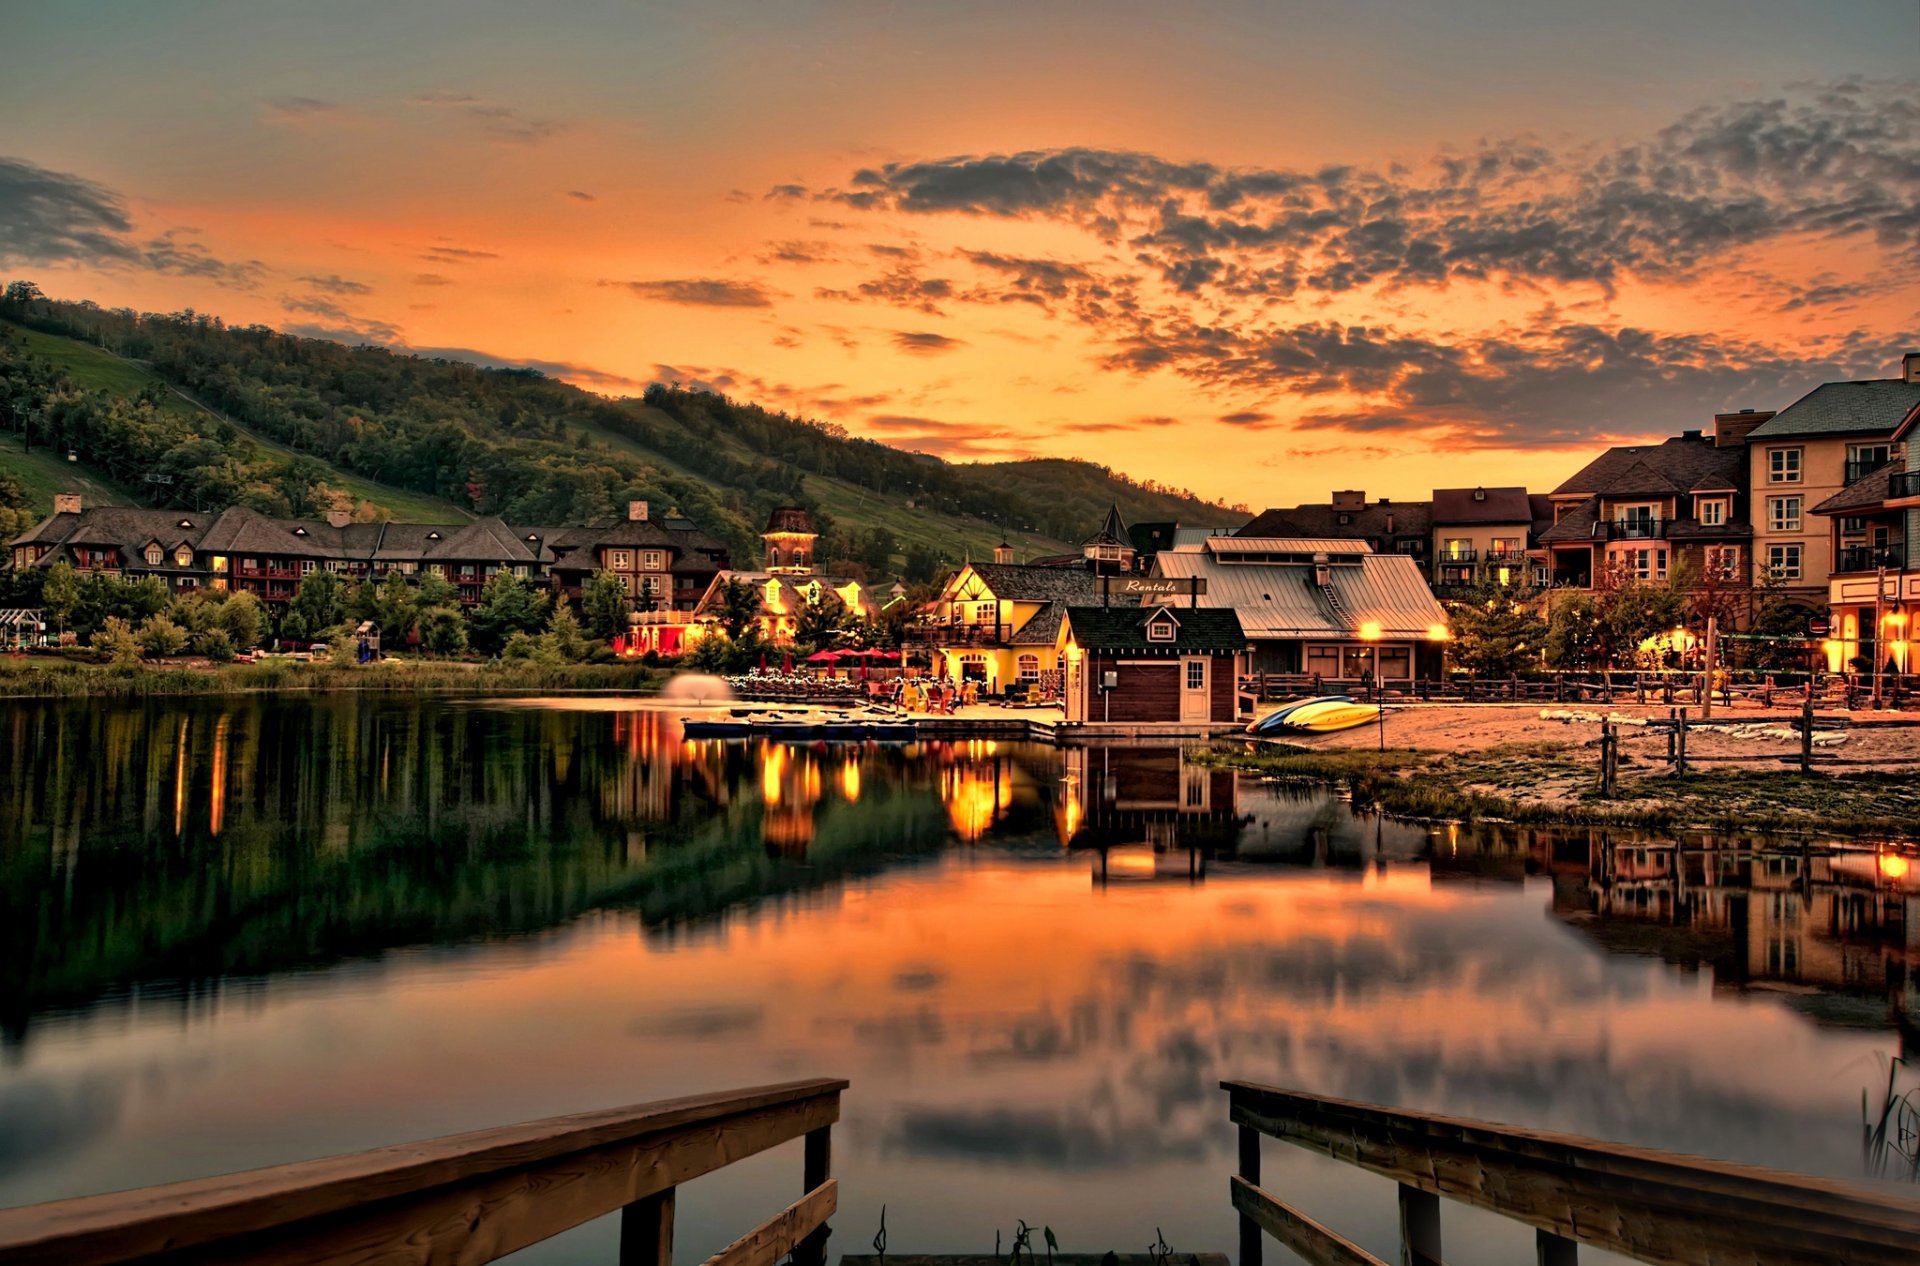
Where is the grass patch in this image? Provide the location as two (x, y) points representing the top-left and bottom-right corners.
(0, 657), (667, 699)
(1203, 740), (1920, 838)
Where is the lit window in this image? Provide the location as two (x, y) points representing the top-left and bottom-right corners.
(642, 550), (664, 570)
(1768, 496), (1801, 532)
(174, 546), (192, 567)
(1767, 543), (1802, 581)
(1768, 448), (1802, 484)
(1016, 653), (1041, 682)
(1186, 660), (1206, 689)
(610, 550), (632, 570)
(210, 555), (227, 573)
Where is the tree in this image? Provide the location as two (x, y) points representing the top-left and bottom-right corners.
(1604, 580), (1685, 668)
(135, 614), (188, 659)
(419, 605), (468, 656)
(580, 570), (629, 640)
(192, 627), (235, 661)
(542, 604), (589, 662)
(1445, 583), (1547, 677)
(714, 576), (763, 641)
(40, 560), (79, 637)
(91, 615), (139, 665)
(468, 571), (549, 655)
(367, 570), (417, 645)
(1750, 569), (1815, 672)
(283, 569), (345, 642)
(860, 527), (899, 575)
(794, 589), (852, 652)
(1544, 592), (1605, 670)
(413, 570), (457, 612)
(218, 590), (265, 651)
(270, 456), (330, 518)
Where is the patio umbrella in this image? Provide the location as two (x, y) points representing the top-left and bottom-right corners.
(806, 649), (843, 663)
(758, 652), (767, 674)
(782, 652), (793, 673)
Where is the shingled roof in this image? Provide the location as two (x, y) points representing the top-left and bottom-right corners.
(1238, 500), (1432, 541)
(1059, 605), (1246, 653)
(962, 562), (1099, 603)
(1431, 486), (1533, 525)
(1552, 435), (1744, 497)
(1810, 464), (1900, 516)
(1748, 379), (1920, 440)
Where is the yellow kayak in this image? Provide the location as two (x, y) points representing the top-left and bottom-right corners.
(1277, 699), (1382, 733)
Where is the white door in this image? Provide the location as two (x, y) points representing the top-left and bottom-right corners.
(1180, 656), (1210, 722)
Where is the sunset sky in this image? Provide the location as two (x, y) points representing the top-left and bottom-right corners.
(4, 0), (1919, 508)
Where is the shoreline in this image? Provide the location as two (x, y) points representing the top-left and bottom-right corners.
(0, 657), (669, 699)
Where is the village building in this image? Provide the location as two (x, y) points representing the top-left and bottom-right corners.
(1743, 359), (1920, 610)
(918, 552), (1098, 690)
(1147, 536), (1449, 680)
(1239, 491), (1433, 565)
(1428, 486), (1550, 593)
(1055, 603), (1246, 726)
(1533, 428), (1752, 601)
(686, 507), (877, 648)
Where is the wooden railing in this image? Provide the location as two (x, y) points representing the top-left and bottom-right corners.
(1225, 1080), (1920, 1266)
(0, 1077), (846, 1266)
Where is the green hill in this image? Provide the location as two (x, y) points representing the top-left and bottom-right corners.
(0, 289), (1240, 574)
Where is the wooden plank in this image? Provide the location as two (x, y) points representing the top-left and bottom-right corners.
(0, 1081), (844, 1266)
(697, 1179), (835, 1266)
(1223, 1080), (1920, 1266)
(1396, 1184), (1440, 1266)
(793, 1127), (832, 1266)
(620, 1186), (675, 1266)
(1237, 1126), (1263, 1266)
(1535, 1228), (1576, 1266)
(1230, 1175), (1388, 1266)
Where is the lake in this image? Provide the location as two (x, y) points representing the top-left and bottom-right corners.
(1, 695), (1914, 1265)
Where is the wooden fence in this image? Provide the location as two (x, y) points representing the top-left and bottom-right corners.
(1240, 671), (1920, 710)
(0, 1077), (846, 1266)
(1226, 1080), (1920, 1266)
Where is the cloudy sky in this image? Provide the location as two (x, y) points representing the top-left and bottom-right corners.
(4, 0), (1918, 506)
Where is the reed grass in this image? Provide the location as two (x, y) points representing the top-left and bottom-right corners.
(0, 658), (666, 699)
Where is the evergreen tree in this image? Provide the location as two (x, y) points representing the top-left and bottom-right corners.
(469, 571), (549, 655)
(1445, 583), (1547, 677)
(580, 570), (629, 640)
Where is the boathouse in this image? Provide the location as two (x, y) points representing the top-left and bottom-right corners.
(1056, 604), (1246, 725)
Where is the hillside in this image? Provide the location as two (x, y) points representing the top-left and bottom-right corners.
(0, 289), (1243, 574)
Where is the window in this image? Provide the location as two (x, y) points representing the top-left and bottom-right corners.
(1489, 537), (1522, 558)
(400, 561), (417, 575)
(639, 576), (663, 596)
(1767, 543), (1802, 581)
(1768, 447), (1802, 484)
(512, 565), (528, 579)
(619, 574), (633, 593)
(1768, 496), (1801, 532)
(971, 601), (995, 624)
(1441, 538), (1472, 560)
(210, 555), (227, 573)
(1841, 516), (1869, 535)
(1186, 660), (1206, 689)
(1148, 619), (1176, 642)
(1697, 498), (1727, 526)
(1704, 546), (1741, 577)
(609, 550), (632, 570)
(301, 560), (316, 575)
(1396, 539), (1422, 554)
(641, 550), (665, 570)
(174, 546), (193, 567)
(1624, 547), (1668, 581)
(144, 544), (163, 565)
(1016, 653), (1041, 682)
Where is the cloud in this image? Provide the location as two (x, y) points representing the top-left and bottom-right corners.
(280, 294), (402, 344)
(861, 414), (1029, 459)
(1218, 410), (1271, 425)
(0, 157), (263, 286)
(764, 184), (808, 201)
(265, 96), (336, 120)
(297, 273), (371, 295)
(892, 331), (965, 355)
(757, 240), (835, 266)
(412, 345), (646, 391)
(408, 92), (562, 144)
(609, 278), (778, 308)
(420, 244), (499, 264)
(412, 272), (454, 286)
(815, 265), (953, 314)
(565, 190), (596, 202)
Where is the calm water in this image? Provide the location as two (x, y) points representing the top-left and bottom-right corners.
(2, 696), (1915, 1265)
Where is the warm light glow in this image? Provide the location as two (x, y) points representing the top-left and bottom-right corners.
(1359, 621), (1383, 642)
(1880, 854), (1911, 881)
(761, 742), (786, 805)
(1426, 623), (1449, 642)
(839, 758), (862, 802)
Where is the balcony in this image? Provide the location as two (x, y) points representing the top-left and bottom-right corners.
(1593, 519), (1665, 540)
(1845, 455), (1893, 485)
(1892, 470), (1920, 500)
(904, 622), (1014, 647)
(1835, 545), (1905, 574)
(1483, 548), (1527, 561)
(1435, 548), (1477, 563)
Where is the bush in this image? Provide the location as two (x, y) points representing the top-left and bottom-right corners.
(90, 617), (141, 666)
(192, 627), (236, 662)
(136, 615), (189, 659)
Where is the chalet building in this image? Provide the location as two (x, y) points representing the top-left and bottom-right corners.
(1056, 604), (1246, 726)
(688, 507), (877, 647)
(1057, 744), (1240, 856)
(1429, 486), (1551, 592)
(919, 558), (1097, 688)
(6, 495), (732, 615)
(1534, 429), (1751, 599)
(1239, 491), (1432, 563)
(1149, 536), (1449, 680)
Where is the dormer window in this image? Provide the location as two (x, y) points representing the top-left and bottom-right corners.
(293, 526), (308, 536)
(144, 543), (163, 565)
(427, 531), (442, 540)
(177, 518), (193, 529)
(174, 546), (193, 567)
(1147, 619), (1176, 642)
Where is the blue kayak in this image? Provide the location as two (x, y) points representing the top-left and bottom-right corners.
(1247, 695), (1354, 736)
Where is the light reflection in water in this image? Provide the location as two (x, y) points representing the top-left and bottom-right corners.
(1, 697), (1916, 1266)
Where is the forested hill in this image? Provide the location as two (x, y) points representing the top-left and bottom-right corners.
(0, 288), (1242, 576)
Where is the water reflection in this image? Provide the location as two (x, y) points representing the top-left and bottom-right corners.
(1, 698), (1915, 1265)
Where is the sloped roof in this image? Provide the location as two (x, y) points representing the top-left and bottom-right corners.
(1536, 498), (1599, 544)
(696, 570), (879, 619)
(1552, 436), (1743, 497)
(1810, 464), (1900, 516)
(1009, 602), (1068, 645)
(1083, 504), (1129, 548)
(1060, 605), (1246, 652)
(1152, 549), (1444, 640)
(959, 562), (1099, 603)
(1238, 500), (1432, 540)
(1749, 379), (1920, 439)
(199, 507), (327, 557)
(1431, 486), (1534, 525)
(422, 516), (540, 561)
(764, 507), (816, 534)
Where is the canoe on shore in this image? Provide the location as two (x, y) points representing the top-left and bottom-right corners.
(1250, 696), (1380, 735)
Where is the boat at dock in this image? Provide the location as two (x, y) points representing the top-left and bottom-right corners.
(680, 714), (920, 743)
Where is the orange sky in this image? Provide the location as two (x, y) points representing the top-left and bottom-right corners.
(4, 2), (1919, 509)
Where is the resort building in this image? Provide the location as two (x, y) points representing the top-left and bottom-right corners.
(1745, 362), (1918, 611)
(1239, 490), (1432, 564)
(917, 553), (1098, 688)
(1428, 486), (1550, 593)
(1534, 429), (1751, 599)
(5, 495), (732, 613)
(1810, 368), (1920, 674)
(686, 507), (878, 647)
(1147, 536), (1449, 680)
(1056, 604), (1246, 725)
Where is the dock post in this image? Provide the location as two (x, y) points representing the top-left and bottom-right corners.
(1398, 1183), (1442, 1266)
(1800, 694), (1814, 774)
(1238, 1124), (1262, 1266)
(1675, 707), (1687, 776)
(619, 1187), (675, 1266)
(1536, 1227), (1578, 1265)
(794, 1124), (832, 1266)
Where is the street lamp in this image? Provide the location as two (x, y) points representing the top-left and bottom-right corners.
(1360, 621), (1384, 750)
(1873, 565), (1891, 709)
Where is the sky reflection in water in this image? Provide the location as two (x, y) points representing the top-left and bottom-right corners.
(0, 696), (1912, 1265)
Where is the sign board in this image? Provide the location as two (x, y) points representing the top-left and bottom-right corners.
(1099, 576), (1207, 598)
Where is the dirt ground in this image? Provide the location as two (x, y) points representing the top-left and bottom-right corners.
(1297, 701), (1920, 772)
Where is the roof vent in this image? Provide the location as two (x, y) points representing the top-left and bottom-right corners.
(178, 518), (193, 529)
(293, 526), (308, 535)
(1473, 487), (1486, 501)
(428, 531), (442, 540)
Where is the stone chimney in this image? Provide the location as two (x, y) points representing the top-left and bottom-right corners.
(1903, 352), (1920, 384)
(1331, 490), (1366, 511)
(1713, 408), (1773, 448)
(52, 493), (81, 515)
(993, 541), (1015, 565)
(628, 500), (649, 522)
(326, 508), (352, 529)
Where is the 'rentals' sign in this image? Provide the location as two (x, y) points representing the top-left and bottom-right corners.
(1100, 576), (1207, 596)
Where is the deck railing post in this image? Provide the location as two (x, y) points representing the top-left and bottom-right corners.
(1536, 1227), (1578, 1265)
(619, 1186), (675, 1266)
(793, 1124), (832, 1266)
(1237, 1122), (1262, 1266)
(1397, 1183), (1441, 1266)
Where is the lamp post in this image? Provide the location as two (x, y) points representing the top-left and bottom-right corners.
(1360, 622), (1384, 750)
(1873, 565), (1889, 709)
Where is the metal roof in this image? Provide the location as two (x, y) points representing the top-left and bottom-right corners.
(1198, 536), (1374, 556)
(1151, 549), (1444, 640)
